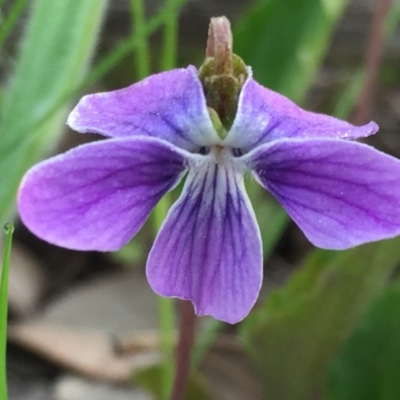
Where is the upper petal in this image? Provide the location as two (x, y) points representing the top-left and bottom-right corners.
(67, 66), (219, 151)
(146, 154), (262, 323)
(246, 138), (400, 250)
(18, 137), (188, 251)
(225, 77), (378, 151)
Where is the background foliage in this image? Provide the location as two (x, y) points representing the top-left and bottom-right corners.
(1, 0), (400, 399)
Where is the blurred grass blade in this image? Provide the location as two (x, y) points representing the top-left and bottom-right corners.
(83, 0), (187, 90)
(332, 68), (364, 119)
(130, 0), (151, 80)
(241, 238), (400, 400)
(385, 0), (400, 35)
(160, 0), (180, 71)
(1, 0), (107, 140)
(0, 0), (30, 51)
(327, 277), (400, 400)
(0, 0), (107, 221)
(0, 223), (14, 400)
(234, 0), (348, 103)
(23, 0), (189, 144)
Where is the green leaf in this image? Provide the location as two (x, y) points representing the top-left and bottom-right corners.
(241, 238), (400, 400)
(0, 0), (107, 221)
(0, 223), (15, 400)
(327, 277), (400, 400)
(234, 0), (348, 102)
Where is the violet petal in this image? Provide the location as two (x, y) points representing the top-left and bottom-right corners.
(246, 138), (400, 250)
(225, 78), (378, 151)
(67, 66), (218, 151)
(18, 137), (188, 251)
(147, 155), (262, 323)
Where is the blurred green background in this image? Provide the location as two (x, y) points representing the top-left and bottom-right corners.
(1, 0), (400, 399)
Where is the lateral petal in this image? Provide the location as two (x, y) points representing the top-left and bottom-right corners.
(18, 137), (188, 251)
(246, 138), (400, 250)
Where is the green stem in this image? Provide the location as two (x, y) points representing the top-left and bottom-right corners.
(129, 0), (150, 80)
(0, 223), (14, 400)
(153, 197), (175, 400)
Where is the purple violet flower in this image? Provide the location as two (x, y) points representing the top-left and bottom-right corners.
(17, 19), (400, 324)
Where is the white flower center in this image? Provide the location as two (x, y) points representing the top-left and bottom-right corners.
(211, 145), (231, 166)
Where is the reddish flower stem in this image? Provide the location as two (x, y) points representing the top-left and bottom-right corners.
(352, 0), (392, 124)
(170, 301), (197, 400)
